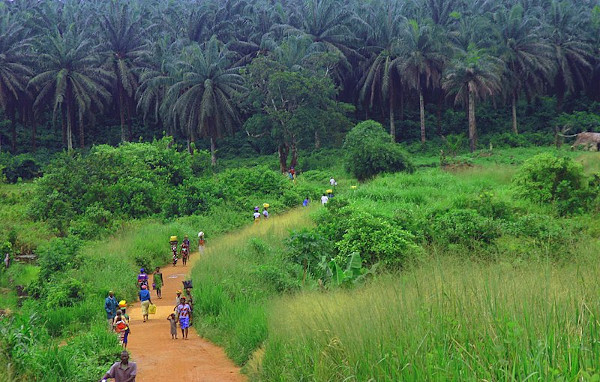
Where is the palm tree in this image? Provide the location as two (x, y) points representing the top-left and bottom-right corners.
(29, 28), (113, 150)
(442, 45), (503, 152)
(357, 0), (406, 141)
(0, 10), (34, 152)
(136, 37), (181, 134)
(100, 3), (148, 142)
(494, 4), (555, 134)
(283, 0), (361, 85)
(164, 37), (245, 165)
(545, 1), (594, 111)
(398, 19), (446, 143)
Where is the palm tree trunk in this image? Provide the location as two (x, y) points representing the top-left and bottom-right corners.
(119, 86), (127, 142)
(10, 118), (16, 153)
(512, 92), (518, 134)
(399, 90), (404, 121)
(389, 89), (396, 142)
(468, 90), (476, 153)
(79, 113), (85, 148)
(314, 130), (321, 149)
(419, 90), (426, 143)
(66, 102), (73, 151)
(31, 122), (36, 152)
(210, 137), (217, 166)
(436, 93), (443, 136)
(61, 107), (67, 148)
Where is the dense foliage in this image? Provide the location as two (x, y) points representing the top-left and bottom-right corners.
(343, 120), (414, 180)
(0, 0), (599, 161)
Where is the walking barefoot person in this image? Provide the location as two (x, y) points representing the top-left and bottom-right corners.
(167, 313), (178, 339)
(105, 291), (117, 329)
(138, 285), (153, 322)
(176, 297), (192, 339)
(153, 267), (163, 299)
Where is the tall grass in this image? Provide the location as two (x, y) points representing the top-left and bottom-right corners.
(191, 206), (316, 364)
(260, 254), (600, 381)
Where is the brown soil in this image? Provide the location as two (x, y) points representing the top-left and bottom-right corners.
(126, 251), (246, 382)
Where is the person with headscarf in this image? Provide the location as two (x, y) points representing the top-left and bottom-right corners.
(138, 285), (153, 322)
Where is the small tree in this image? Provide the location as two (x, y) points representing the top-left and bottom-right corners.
(343, 120), (414, 181)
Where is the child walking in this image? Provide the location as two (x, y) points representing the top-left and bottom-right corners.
(167, 313), (178, 339)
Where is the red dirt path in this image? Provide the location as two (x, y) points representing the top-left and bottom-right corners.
(126, 251), (246, 382)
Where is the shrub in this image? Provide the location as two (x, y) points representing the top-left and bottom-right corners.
(336, 211), (420, 267)
(37, 237), (83, 282)
(512, 153), (596, 214)
(427, 208), (501, 248)
(344, 120), (414, 181)
(286, 228), (334, 278)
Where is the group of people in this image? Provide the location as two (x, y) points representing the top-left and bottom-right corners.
(170, 235), (191, 266)
(253, 204), (269, 222)
(320, 177), (337, 205)
(169, 288), (193, 340)
(104, 291), (131, 348)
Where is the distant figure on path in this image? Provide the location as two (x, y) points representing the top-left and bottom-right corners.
(153, 267), (163, 299)
(167, 313), (178, 339)
(105, 291), (118, 329)
(139, 285), (153, 323)
(198, 231), (205, 255)
(262, 207), (269, 219)
(4, 253), (9, 269)
(303, 197), (309, 207)
(182, 235), (190, 259)
(330, 177), (337, 187)
(101, 350), (137, 382)
(253, 207), (261, 223)
(176, 297), (192, 340)
(137, 269), (148, 289)
(321, 193), (329, 205)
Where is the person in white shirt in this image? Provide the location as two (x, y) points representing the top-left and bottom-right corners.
(330, 177), (336, 186)
(321, 194), (329, 205)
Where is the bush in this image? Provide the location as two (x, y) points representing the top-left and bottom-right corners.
(512, 153), (596, 215)
(336, 211), (420, 267)
(344, 120), (414, 181)
(427, 208), (501, 248)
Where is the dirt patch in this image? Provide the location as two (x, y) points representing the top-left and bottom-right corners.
(125, 250), (246, 382)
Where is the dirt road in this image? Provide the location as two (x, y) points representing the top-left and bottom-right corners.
(126, 250), (246, 381)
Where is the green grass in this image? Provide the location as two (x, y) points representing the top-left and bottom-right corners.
(191, 206), (317, 365)
(259, 251), (600, 381)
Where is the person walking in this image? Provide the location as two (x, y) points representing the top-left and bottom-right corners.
(138, 285), (153, 323)
(137, 269), (148, 289)
(197, 231), (205, 255)
(119, 301), (131, 349)
(101, 350), (137, 382)
(4, 253), (9, 269)
(253, 207), (261, 223)
(303, 197), (310, 207)
(321, 193), (329, 205)
(176, 297), (192, 340)
(167, 313), (178, 339)
(153, 267), (163, 299)
(105, 291), (118, 329)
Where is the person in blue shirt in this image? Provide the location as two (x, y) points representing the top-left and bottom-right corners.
(105, 291), (118, 329)
(138, 285), (153, 322)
